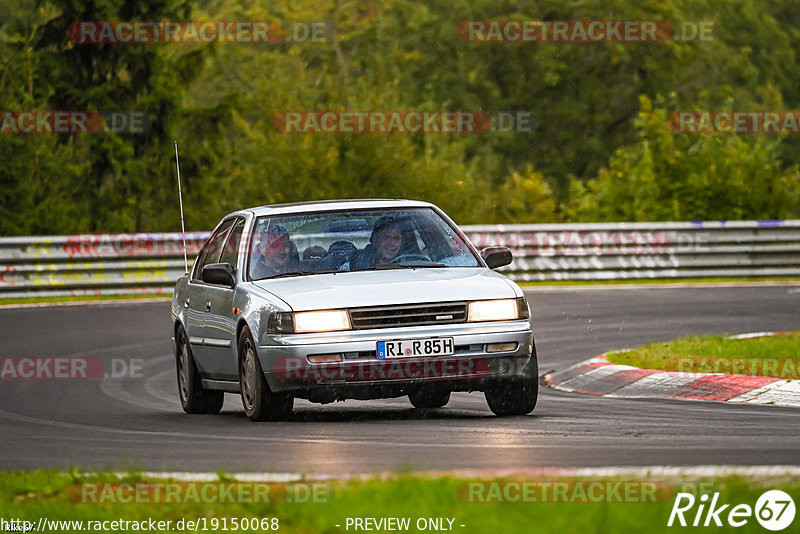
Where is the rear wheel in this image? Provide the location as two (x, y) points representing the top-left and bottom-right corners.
(238, 326), (293, 422)
(176, 325), (223, 414)
(484, 353), (538, 416)
(409, 388), (451, 409)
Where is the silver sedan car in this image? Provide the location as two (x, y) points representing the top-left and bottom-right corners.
(171, 199), (537, 421)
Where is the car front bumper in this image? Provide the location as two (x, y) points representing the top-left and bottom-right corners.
(257, 320), (535, 399)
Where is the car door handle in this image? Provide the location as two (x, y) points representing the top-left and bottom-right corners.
(206, 300), (212, 312)
(184, 298), (190, 308)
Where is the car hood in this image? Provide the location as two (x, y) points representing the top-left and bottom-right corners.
(251, 268), (518, 311)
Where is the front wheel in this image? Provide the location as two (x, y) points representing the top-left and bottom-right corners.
(238, 326), (293, 422)
(484, 354), (538, 416)
(175, 325), (223, 414)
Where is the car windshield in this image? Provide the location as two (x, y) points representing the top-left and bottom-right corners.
(248, 207), (480, 280)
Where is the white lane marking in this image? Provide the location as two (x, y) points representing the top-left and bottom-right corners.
(73, 465), (800, 482)
(534, 465), (800, 478)
(726, 332), (779, 340)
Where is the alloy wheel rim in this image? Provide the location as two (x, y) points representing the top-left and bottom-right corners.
(242, 342), (257, 410)
(178, 336), (189, 401)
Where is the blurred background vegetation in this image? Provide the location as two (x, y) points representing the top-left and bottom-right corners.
(1, 0), (799, 234)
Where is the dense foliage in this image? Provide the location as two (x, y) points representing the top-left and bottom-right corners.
(1, 0), (799, 234)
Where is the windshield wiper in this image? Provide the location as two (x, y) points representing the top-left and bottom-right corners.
(267, 268), (345, 279)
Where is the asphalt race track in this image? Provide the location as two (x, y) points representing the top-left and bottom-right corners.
(1, 285), (798, 474)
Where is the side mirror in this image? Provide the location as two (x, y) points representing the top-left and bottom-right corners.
(202, 263), (236, 287)
(481, 246), (513, 269)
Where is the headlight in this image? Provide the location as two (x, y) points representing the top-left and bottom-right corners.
(468, 297), (529, 322)
(293, 310), (351, 333)
(267, 310), (352, 334)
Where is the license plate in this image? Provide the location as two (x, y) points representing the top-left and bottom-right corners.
(376, 337), (454, 359)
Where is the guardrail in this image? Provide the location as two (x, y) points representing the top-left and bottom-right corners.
(0, 221), (798, 298)
(465, 220), (800, 282)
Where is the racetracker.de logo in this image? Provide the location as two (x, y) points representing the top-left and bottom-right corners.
(0, 111), (150, 134)
(72, 482), (329, 504)
(456, 20), (713, 43)
(668, 111), (800, 134)
(273, 111), (535, 134)
(0, 357), (142, 380)
(64, 233), (207, 258)
(459, 480), (674, 503)
(677, 357), (798, 379)
(465, 229), (676, 255)
(273, 356), (495, 381)
(68, 21), (328, 44)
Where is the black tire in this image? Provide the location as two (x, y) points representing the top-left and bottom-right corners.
(238, 326), (293, 422)
(409, 388), (451, 409)
(175, 325), (224, 414)
(484, 353), (538, 416)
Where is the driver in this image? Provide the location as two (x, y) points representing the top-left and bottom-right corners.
(349, 215), (405, 269)
(250, 225), (298, 279)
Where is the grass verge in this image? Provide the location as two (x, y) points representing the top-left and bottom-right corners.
(606, 331), (800, 379)
(1, 470), (798, 533)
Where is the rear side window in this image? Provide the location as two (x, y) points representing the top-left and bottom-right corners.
(192, 218), (235, 281)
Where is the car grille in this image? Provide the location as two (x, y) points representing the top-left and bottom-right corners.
(349, 302), (468, 330)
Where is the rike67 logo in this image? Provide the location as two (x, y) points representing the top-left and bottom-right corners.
(668, 490), (795, 531)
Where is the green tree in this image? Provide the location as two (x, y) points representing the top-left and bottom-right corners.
(490, 165), (557, 223)
(567, 95), (800, 221)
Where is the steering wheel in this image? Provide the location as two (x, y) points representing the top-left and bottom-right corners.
(389, 253), (431, 264)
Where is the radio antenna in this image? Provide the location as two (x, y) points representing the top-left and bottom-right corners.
(174, 140), (189, 274)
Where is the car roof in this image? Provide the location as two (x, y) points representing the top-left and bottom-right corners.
(234, 198), (436, 218)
